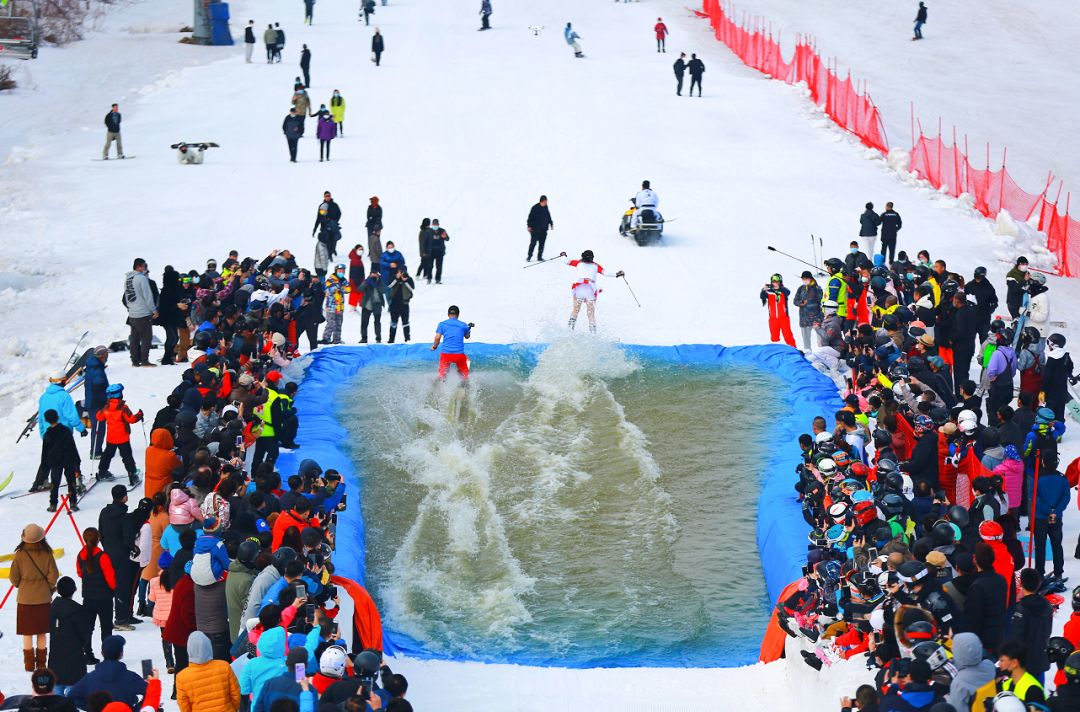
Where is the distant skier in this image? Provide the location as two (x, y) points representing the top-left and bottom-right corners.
(96, 383), (143, 488)
(371, 27), (384, 65)
(654, 17), (668, 52)
(244, 20), (256, 63)
(361, 0), (375, 25)
(300, 44), (311, 87)
(687, 54), (705, 96)
(304, 0), (315, 25)
(366, 195), (384, 259)
(761, 274), (797, 347)
(859, 201), (882, 257)
(564, 23), (583, 58)
(913, 2), (927, 40)
(558, 250), (624, 333)
(173, 142), (211, 164)
(479, 0), (491, 30)
(102, 103), (124, 160)
(674, 52), (686, 96)
(526, 195), (554, 261)
(432, 306), (473, 381)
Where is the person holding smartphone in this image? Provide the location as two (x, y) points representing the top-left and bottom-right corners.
(253, 648), (316, 712)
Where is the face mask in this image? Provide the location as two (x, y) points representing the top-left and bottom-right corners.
(861, 276), (870, 283)
(803, 280), (811, 286)
(1019, 265), (1028, 272)
(905, 273), (915, 281)
(851, 248), (859, 255)
(918, 260), (929, 267)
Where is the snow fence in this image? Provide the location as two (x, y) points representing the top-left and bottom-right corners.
(276, 343), (842, 665)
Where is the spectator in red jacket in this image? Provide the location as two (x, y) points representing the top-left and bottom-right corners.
(654, 17), (668, 52)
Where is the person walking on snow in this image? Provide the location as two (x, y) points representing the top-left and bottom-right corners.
(859, 201), (881, 257)
(654, 18), (668, 52)
(283, 107), (304, 163)
(558, 250), (624, 333)
(479, 0), (491, 30)
(361, 0), (375, 26)
(687, 54), (705, 96)
(913, 2), (927, 40)
(304, 0), (314, 25)
(315, 106), (336, 162)
(879, 201), (902, 263)
(371, 27), (384, 65)
(761, 274), (797, 347)
(103, 103), (124, 160)
(244, 20), (256, 63)
(30, 376), (86, 495)
(432, 305), (473, 381)
(526, 195), (554, 261)
(366, 196), (384, 259)
(263, 24), (276, 63)
(300, 44), (311, 88)
(329, 89), (346, 135)
(564, 23), (583, 58)
(274, 22), (285, 62)
(674, 53), (686, 96)
(124, 258), (157, 368)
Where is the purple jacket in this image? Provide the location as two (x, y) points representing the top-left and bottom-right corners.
(316, 115), (337, 141)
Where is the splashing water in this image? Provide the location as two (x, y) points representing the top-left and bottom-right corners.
(340, 337), (783, 666)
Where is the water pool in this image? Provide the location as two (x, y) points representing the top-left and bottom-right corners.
(336, 339), (786, 667)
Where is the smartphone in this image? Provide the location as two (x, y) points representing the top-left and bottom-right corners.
(294, 662), (306, 682)
(867, 546), (879, 559)
(232, 400), (241, 408)
(305, 603), (316, 622)
(141, 659), (153, 679)
(236, 435), (244, 448)
(296, 583), (307, 599)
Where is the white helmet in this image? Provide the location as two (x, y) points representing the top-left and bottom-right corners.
(958, 410), (978, 424)
(1030, 272), (1047, 285)
(822, 299), (839, 313)
(869, 606), (885, 632)
(959, 419), (976, 434)
(992, 692), (1026, 712)
(815, 431), (833, 445)
(818, 458), (837, 476)
(319, 645), (349, 678)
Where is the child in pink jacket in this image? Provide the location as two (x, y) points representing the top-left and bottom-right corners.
(168, 486), (204, 530)
(148, 553), (176, 673)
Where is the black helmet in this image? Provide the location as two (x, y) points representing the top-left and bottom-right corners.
(1022, 326), (1040, 345)
(354, 650), (381, 675)
(1047, 637), (1076, 666)
(942, 280), (959, 297)
(237, 540), (261, 568)
(929, 407), (950, 426)
(581, 250), (594, 262)
(948, 505), (969, 529)
(932, 521), (956, 546)
(1071, 585), (1080, 612)
(825, 258), (845, 273)
(974, 266), (988, 278)
(904, 619), (936, 640)
(999, 328), (1015, 345)
(271, 546), (298, 573)
(873, 429), (893, 449)
(1065, 651), (1080, 684)
(879, 492), (905, 518)
(889, 362), (909, 380)
(875, 330), (893, 347)
(882, 314), (900, 331)
(989, 318), (1005, 334)
(193, 330), (215, 351)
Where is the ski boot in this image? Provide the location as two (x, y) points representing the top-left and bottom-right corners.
(568, 317), (576, 330)
(75, 476), (86, 496)
(98, 471), (116, 481)
(589, 324), (597, 334)
(128, 471), (142, 489)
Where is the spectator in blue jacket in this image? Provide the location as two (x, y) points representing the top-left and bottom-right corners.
(254, 648), (317, 712)
(1028, 450), (1070, 581)
(83, 346), (110, 458)
(378, 242), (405, 295)
(68, 634), (147, 710)
(30, 376), (87, 492)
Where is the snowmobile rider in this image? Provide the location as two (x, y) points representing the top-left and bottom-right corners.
(631, 180), (661, 228)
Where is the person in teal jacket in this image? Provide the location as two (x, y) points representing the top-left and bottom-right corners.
(1028, 449), (1070, 581)
(31, 380), (87, 492)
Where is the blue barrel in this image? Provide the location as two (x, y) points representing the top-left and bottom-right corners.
(209, 2), (234, 45)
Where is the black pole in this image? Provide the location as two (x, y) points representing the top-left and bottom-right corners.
(767, 245), (826, 276)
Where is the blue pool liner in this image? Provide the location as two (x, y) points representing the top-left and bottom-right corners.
(275, 343), (843, 666)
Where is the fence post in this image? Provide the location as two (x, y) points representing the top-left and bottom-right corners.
(999, 146), (1007, 213)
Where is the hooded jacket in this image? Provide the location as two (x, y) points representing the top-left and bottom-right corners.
(177, 631), (241, 712)
(945, 632), (996, 711)
(145, 429), (182, 498)
(37, 384), (86, 438)
(149, 573), (173, 627)
(191, 532), (230, 587)
(240, 627), (289, 707)
(96, 398), (141, 445)
(243, 566), (282, 623)
(48, 595), (92, 685)
(170, 488), (206, 526)
(69, 659), (147, 711)
(226, 559), (258, 639)
(123, 269), (156, 318)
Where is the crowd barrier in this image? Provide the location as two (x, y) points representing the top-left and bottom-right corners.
(281, 343), (842, 666)
(695, 1), (1078, 277)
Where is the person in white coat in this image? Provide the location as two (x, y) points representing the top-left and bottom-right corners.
(632, 180), (662, 228)
(558, 250), (623, 333)
(1025, 272), (1050, 356)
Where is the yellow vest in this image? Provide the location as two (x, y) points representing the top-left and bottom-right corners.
(257, 389), (279, 438)
(827, 273), (849, 317)
(1002, 672), (1044, 703)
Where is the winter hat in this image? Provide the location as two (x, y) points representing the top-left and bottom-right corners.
(56, 576), (77, 598)
(979, 520), (1003, 541)
(20, 523), (45, 544)
(222, 404), (239, 418)
(102, 634), (126, 660)
(266, 370), (283, 384)
(801, 270), (813, 280)
(158, 550), (174, 569)
(187, 631), (213, 665)
(239, 373), (255, 387)
(918, 334), (935, 348)
(925, 551), (948, 570)
(202, 516), (223, 535)
(1036, 407), (1056, 425)
(94, 345), (110, 356)
(271, 333), (286, 347)
(111, 484), (128, 502)
(31, 668), (56, 694)
(255, 518), (270, 533)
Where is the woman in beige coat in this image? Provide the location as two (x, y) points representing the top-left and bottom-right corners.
(10, 523), (60, 670)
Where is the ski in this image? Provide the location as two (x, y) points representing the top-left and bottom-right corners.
(92, 156), (136, 161)
(0, 472), (12, 494)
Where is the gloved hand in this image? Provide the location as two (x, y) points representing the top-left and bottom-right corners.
(80, 429), (88, 438)
(616, 271), (625, 278)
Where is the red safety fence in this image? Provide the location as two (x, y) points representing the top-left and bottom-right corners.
(695, 0), (1079, 277)
(698, 0), (888, 153)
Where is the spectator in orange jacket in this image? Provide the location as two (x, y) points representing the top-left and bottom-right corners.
(145, 429), (182, 498)
(761, 274), (797, 347)
(271, 498), (314, 551)
(96, 383), (144, 488)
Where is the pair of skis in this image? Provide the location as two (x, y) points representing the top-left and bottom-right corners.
(15, 331), (91, 444)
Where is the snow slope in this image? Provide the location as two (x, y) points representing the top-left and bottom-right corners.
(0, 0), (1077, 709)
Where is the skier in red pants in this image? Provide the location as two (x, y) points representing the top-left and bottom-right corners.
(761, 273), (797, 347)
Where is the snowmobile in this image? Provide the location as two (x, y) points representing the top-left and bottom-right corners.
(618, 198), (663, 246)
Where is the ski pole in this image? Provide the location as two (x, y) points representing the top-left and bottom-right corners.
(1027, 451), (1041, 569)
(523, 256), (562, 269)
(767, 245), (826, 276)
(620, 275), (641, 307)
(810, 234), (817, 267)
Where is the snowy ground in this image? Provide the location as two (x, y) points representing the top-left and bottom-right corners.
(0, 0), (1079, 709)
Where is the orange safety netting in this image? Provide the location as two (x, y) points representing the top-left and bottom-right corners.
(698, 0), (888, 153)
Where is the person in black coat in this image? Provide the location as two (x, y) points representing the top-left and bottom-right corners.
(913, 1), (927, 40)
(1005, 568), (1055, 678)
(98, 486), (138, 627)
(371, 28), (384, 66)
(42, 410), (81, 512)
(687, 53), (705, 96)
(49, 577), (91, 693)
(966, 266), (998, 342)
(300, 44), (311, 87)
(155, 266), (189, 366)
(282, 108), (304, 162)
(950, 293), (981, 396)
(905, 427), (940, 490)
(879, 202), (902, 263)
(673, 52), (686, 95)
(859, 202), (882, 256)
(366, 196), (384, 258)
(964, 544), (1008, 653)
(1042, 334), (1074, 421)
(526, 195), (553, 261)
(244, 20), (256, 63)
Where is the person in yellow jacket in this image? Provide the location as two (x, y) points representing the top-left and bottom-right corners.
(329, 89), (345, 136)
(824, 258), (850, 328)
(176, 631), (240, 712)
